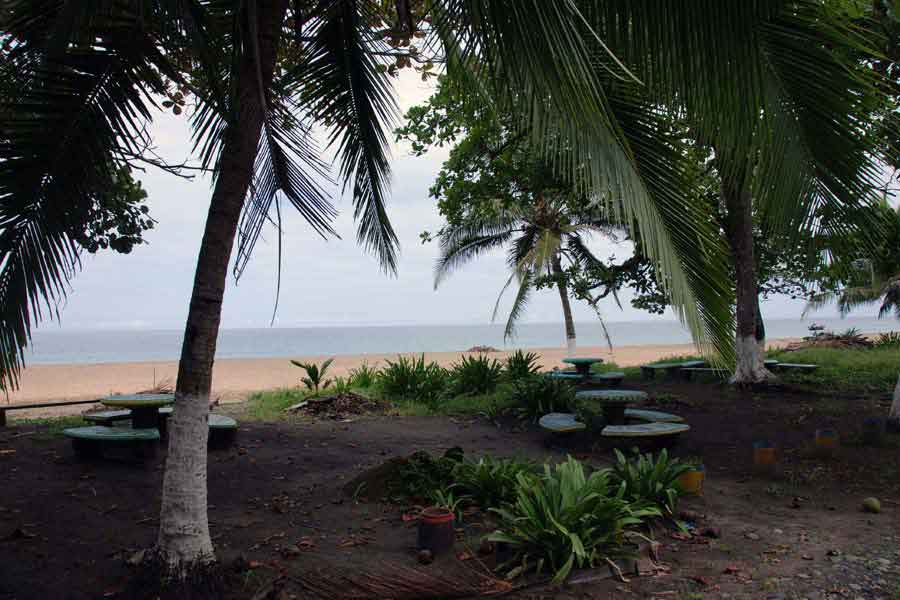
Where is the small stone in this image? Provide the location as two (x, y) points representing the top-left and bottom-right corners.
(773, 528), (784, 535)
(861, 497), (881, 514)
(417, 549), (433, 565)
(745, 532), (760, 541)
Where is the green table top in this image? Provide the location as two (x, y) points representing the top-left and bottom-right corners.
(64, 426), (160, 441)
(102, 393), (175, 409)
(576, 390), (648, 404)
(562, 357), (604, 365)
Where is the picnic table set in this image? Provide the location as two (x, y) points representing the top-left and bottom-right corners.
(62, 393), (237, 460)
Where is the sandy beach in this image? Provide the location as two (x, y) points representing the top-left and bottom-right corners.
(2, 337), (804, 419)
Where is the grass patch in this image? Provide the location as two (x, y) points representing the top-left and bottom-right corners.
(13, 415), (86, 440)
(768, 346), (900, 395)
(394, 387), (517, 418)
(242, 387), (312, 420)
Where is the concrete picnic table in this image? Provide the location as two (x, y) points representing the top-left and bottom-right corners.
(561, 357), (604, 378)
(102, 393), (174, 429)
(575, 389), (648, 426)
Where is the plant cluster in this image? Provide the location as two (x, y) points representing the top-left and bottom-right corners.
(449, 354), (504, 395)
(347, 361), (380, 388)
(489, 457), (660, 583)
(377, 355), (448, 404)
(291, 358), (334, 394)
(874, 331), (900, 348)
(504, 350), (542, 380)
(510, 375), (576, 421)
(610, 449), (692, 516)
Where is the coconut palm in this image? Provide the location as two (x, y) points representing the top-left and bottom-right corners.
(0, 0), (892, 589)
(436, 198), (622, 355)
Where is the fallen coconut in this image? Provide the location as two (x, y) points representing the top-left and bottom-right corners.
(862, 497), (881, 514)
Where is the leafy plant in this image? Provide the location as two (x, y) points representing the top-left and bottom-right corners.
(388, 448), (464, 502)
(489, 457), (659, 584)
(290, 358), (334, 394)
(427, 488), (467, 522)
(453, 456), (536, 509)
(505, 350), (542, 381)
(510, 375), (576, 421)
(331, 376), (352, 394)
(610, 449), (691, 516)
(449, 354), (504, 395)
(378, 354), (448, 404)
(347, 361), (380, 388)
(874, 331), (900, 349)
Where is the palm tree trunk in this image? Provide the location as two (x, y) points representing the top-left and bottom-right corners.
(723, 179), (773, 384)
(552, 254), (577, 355)
(157, 0), (289, 577)
(890, 374), (900, 422)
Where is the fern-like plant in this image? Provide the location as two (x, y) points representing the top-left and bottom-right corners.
(290, 358), (334, 395)
(449, 354), (504, 395)
(378, 354), (448, 404)
(504, 350), (542, 381)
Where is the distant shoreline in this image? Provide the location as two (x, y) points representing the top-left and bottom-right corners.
(4, 337), (811, 417)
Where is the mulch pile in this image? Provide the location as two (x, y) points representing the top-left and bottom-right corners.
(290, 392), (385, 420)
(783, 331), (874, 351)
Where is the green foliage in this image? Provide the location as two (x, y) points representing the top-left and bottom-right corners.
(449, 354), (504, 395)
(330, 376), (352, 394)
(453, 456), (536, 509)
(489, 457), (659, 584)
(611, 449), (691, 517)
(388, 448), (464, 502)
(15, 415), (87, 441)
(290, 358), (334, 394)
(874, 331), (900, 348)
(505, 350), (542, 381)
(243, 388), (310, 421)
(347, 361), (380, 388)
(377, 355), (448, 404)
(768, 345), (900, 394)
(510, 376), (576, 422)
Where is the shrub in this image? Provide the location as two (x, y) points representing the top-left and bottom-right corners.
(348, 361), (379, 388)
(378, 354), (447, 403)
(290, 358), (334, 394)
(874, 331), (900, 349)
(387, 448), (464, 501)
(449, 354), (504, 395)
(510, 375), (576, 421)
(330, 376), (352, 394)
(610, 449), (690, 517)
(505, 350), (542, 381)
(489, 457), (659, 583)
(453, 456), (536, 509)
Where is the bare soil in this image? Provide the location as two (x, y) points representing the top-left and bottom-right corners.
(0, 379), (898, 599)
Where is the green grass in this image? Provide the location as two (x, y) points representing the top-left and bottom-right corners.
(768, 346), (900, 395)
(13, 415), (85, 440)
(394, 387), (518, 417)
(242, 387), (313, 420)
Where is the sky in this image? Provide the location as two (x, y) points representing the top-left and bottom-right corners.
(49, 71), (875, 333)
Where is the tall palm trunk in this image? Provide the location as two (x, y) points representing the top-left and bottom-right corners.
(890, 374), (900, 422)
(723, 178), (773, 384)
(552, 254), (577, 355)
(157, 0), (289, 575)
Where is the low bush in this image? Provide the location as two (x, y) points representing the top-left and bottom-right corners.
(387, 447), (464, 502)
(504, 350), (542, 381)
(610, 449), (690, 516)
(449, 354), (504, 395)
(378, 354), (448, 404)
(510, 375), (576, 421)
(489, 457), (659, 583)
(874, 331), (900, 349)
(347, 361), (379, 388)
(453, 456), (536, 509)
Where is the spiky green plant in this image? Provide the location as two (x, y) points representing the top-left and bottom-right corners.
(378, 355), (448, 404)
(610, 449), (691, 517)
(290, 358), (334, 395)
(452, 456), (536, 510)
(347, 361), (379, 388)
(505, 350), (543, 381)
(449, 354), (504, 395)
(510, 376), (576, 422)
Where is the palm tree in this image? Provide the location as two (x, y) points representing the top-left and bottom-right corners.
(1, 0), (891, 588)
(436, 198), (621, 355)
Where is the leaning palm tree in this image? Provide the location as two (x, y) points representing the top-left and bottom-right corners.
(1, 0), (892, 590)
(436, 198), (622, 355)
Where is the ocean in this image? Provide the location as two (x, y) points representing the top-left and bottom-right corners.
(22, 316), (900, 365)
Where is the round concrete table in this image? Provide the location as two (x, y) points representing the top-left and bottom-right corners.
(561, 357), (604, 379)
(575, 389), (647, 426)
(102, 393), (175, 430)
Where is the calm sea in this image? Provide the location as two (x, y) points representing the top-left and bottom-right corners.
(21, 317), (899, 365)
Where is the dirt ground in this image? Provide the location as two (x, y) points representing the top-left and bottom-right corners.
(0, 378), (898, 600)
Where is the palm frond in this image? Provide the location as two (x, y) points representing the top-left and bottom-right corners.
(504, 268), (534, 341)
(295, 0), (400, 272)
(434, 228), (515, 289)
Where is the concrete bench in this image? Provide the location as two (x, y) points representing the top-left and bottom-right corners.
(640, 360), (706, 380)
(538, 412), (586, 434)
(576, 390), (648, 426)
(208, 414), (238, 448)
(64, 426), (160, 460)
(601, 422), (690, 441)
(680, 367), (729, 381)
(624, 409), (685, 423)
(83, 410), (132, 426)
(545, 371), (583, 381)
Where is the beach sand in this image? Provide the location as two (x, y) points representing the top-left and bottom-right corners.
(2, 337), (803, 419)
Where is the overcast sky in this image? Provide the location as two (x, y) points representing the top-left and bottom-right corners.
(49, 72), (873, 333)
